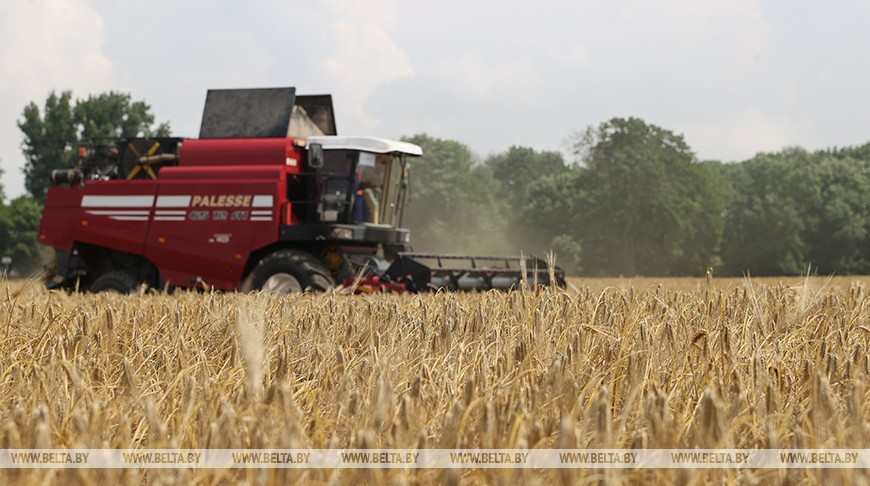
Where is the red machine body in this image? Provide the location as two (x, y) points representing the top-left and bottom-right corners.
(39, 138), (305, 290)
(37, 87), (564, 293)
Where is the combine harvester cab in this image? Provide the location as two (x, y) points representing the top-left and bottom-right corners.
(38, 87), (565, 293)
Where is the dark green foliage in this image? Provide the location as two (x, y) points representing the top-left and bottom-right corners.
(486, 146), (567, 208)
(803, 155), (870, 273)
(484, 145), (573, 266)
(516, 169), (584, 274)
(567, 118), (724, 276)
(400, 134), (509, 254)
(75, 92), (171, 142)
(18, 91), (77, 203)
(721, 148), (870, 276)
(0, 195), (45, 276)
(404, 124), (870, 276)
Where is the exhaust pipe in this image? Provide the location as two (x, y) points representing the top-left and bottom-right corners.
(50, 169), (82, 186)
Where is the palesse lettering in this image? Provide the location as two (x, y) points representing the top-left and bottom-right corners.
(191, 195), (253, 208)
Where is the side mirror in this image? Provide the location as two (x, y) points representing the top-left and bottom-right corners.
(308, 143), (324, 169)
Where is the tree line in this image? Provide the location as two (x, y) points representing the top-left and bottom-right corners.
(2, 91), (868, 277)
(403, 120), (870, 277)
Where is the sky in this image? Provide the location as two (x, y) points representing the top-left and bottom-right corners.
(1, 0), (869, 199)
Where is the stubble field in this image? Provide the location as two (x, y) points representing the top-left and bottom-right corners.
(1, 275), (868, 484)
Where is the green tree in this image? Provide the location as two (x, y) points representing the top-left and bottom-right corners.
(18, 91), (76, 202)
(18, 91), (171, 202)
(0, 165), (44, 276)
(485, 146), (571, 261)
(75, 92), (171, 142)
(720, 149), (814, 276)
(517, 169), (585, 274)
(485, 146), (567, 207)
(571, 117), (724, 276)
(801, 154), (870, 274)
(0, 196), (45, 275)
(824, 142), (870, 163)
(400, 134), (509, 254)
(721, 147), (870, 275)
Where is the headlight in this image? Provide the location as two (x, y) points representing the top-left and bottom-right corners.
(402, 232), (411, 243)
(330, 227), (354, 239)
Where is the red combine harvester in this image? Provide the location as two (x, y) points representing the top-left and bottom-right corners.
(38, 88), (564, 293)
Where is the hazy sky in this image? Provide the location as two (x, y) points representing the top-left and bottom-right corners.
(1, 0), (868, 198)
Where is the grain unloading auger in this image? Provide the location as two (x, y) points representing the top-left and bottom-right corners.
(37, 87), (565, 294)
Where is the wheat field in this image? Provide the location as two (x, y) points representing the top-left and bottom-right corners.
(1, 276), (869, 484)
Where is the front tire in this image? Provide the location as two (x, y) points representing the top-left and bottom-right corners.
(89, 270), (139, 294)
(241, 250), (334, 294)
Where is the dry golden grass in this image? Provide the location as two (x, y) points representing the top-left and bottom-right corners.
(567, 275), (870, 292)
(0, 276), (868, 484)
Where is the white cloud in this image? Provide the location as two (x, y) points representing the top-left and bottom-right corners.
(428, 52), (542, 104)
(360, 0), (794, 160)
(687, 108), (817, 161)
(0, 0), (116, 198)
(318, 0), (412, 129)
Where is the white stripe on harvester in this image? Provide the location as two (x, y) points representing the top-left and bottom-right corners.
(156, 195), (192, 208)
(252, 195), (273, 207)
(154, 210), (187, 216)
(85, 210), (150, 216)
(109, 216), (149, 221)
(81, 195), (154, 208)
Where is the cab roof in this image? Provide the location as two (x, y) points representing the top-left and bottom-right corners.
(307, 136), (423, 156)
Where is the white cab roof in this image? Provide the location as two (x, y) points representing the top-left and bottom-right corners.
(307, 135), (423, 156)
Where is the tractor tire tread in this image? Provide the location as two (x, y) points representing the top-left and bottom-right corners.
(89, 270), (140, 294)
(242, 250), (334, 293)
